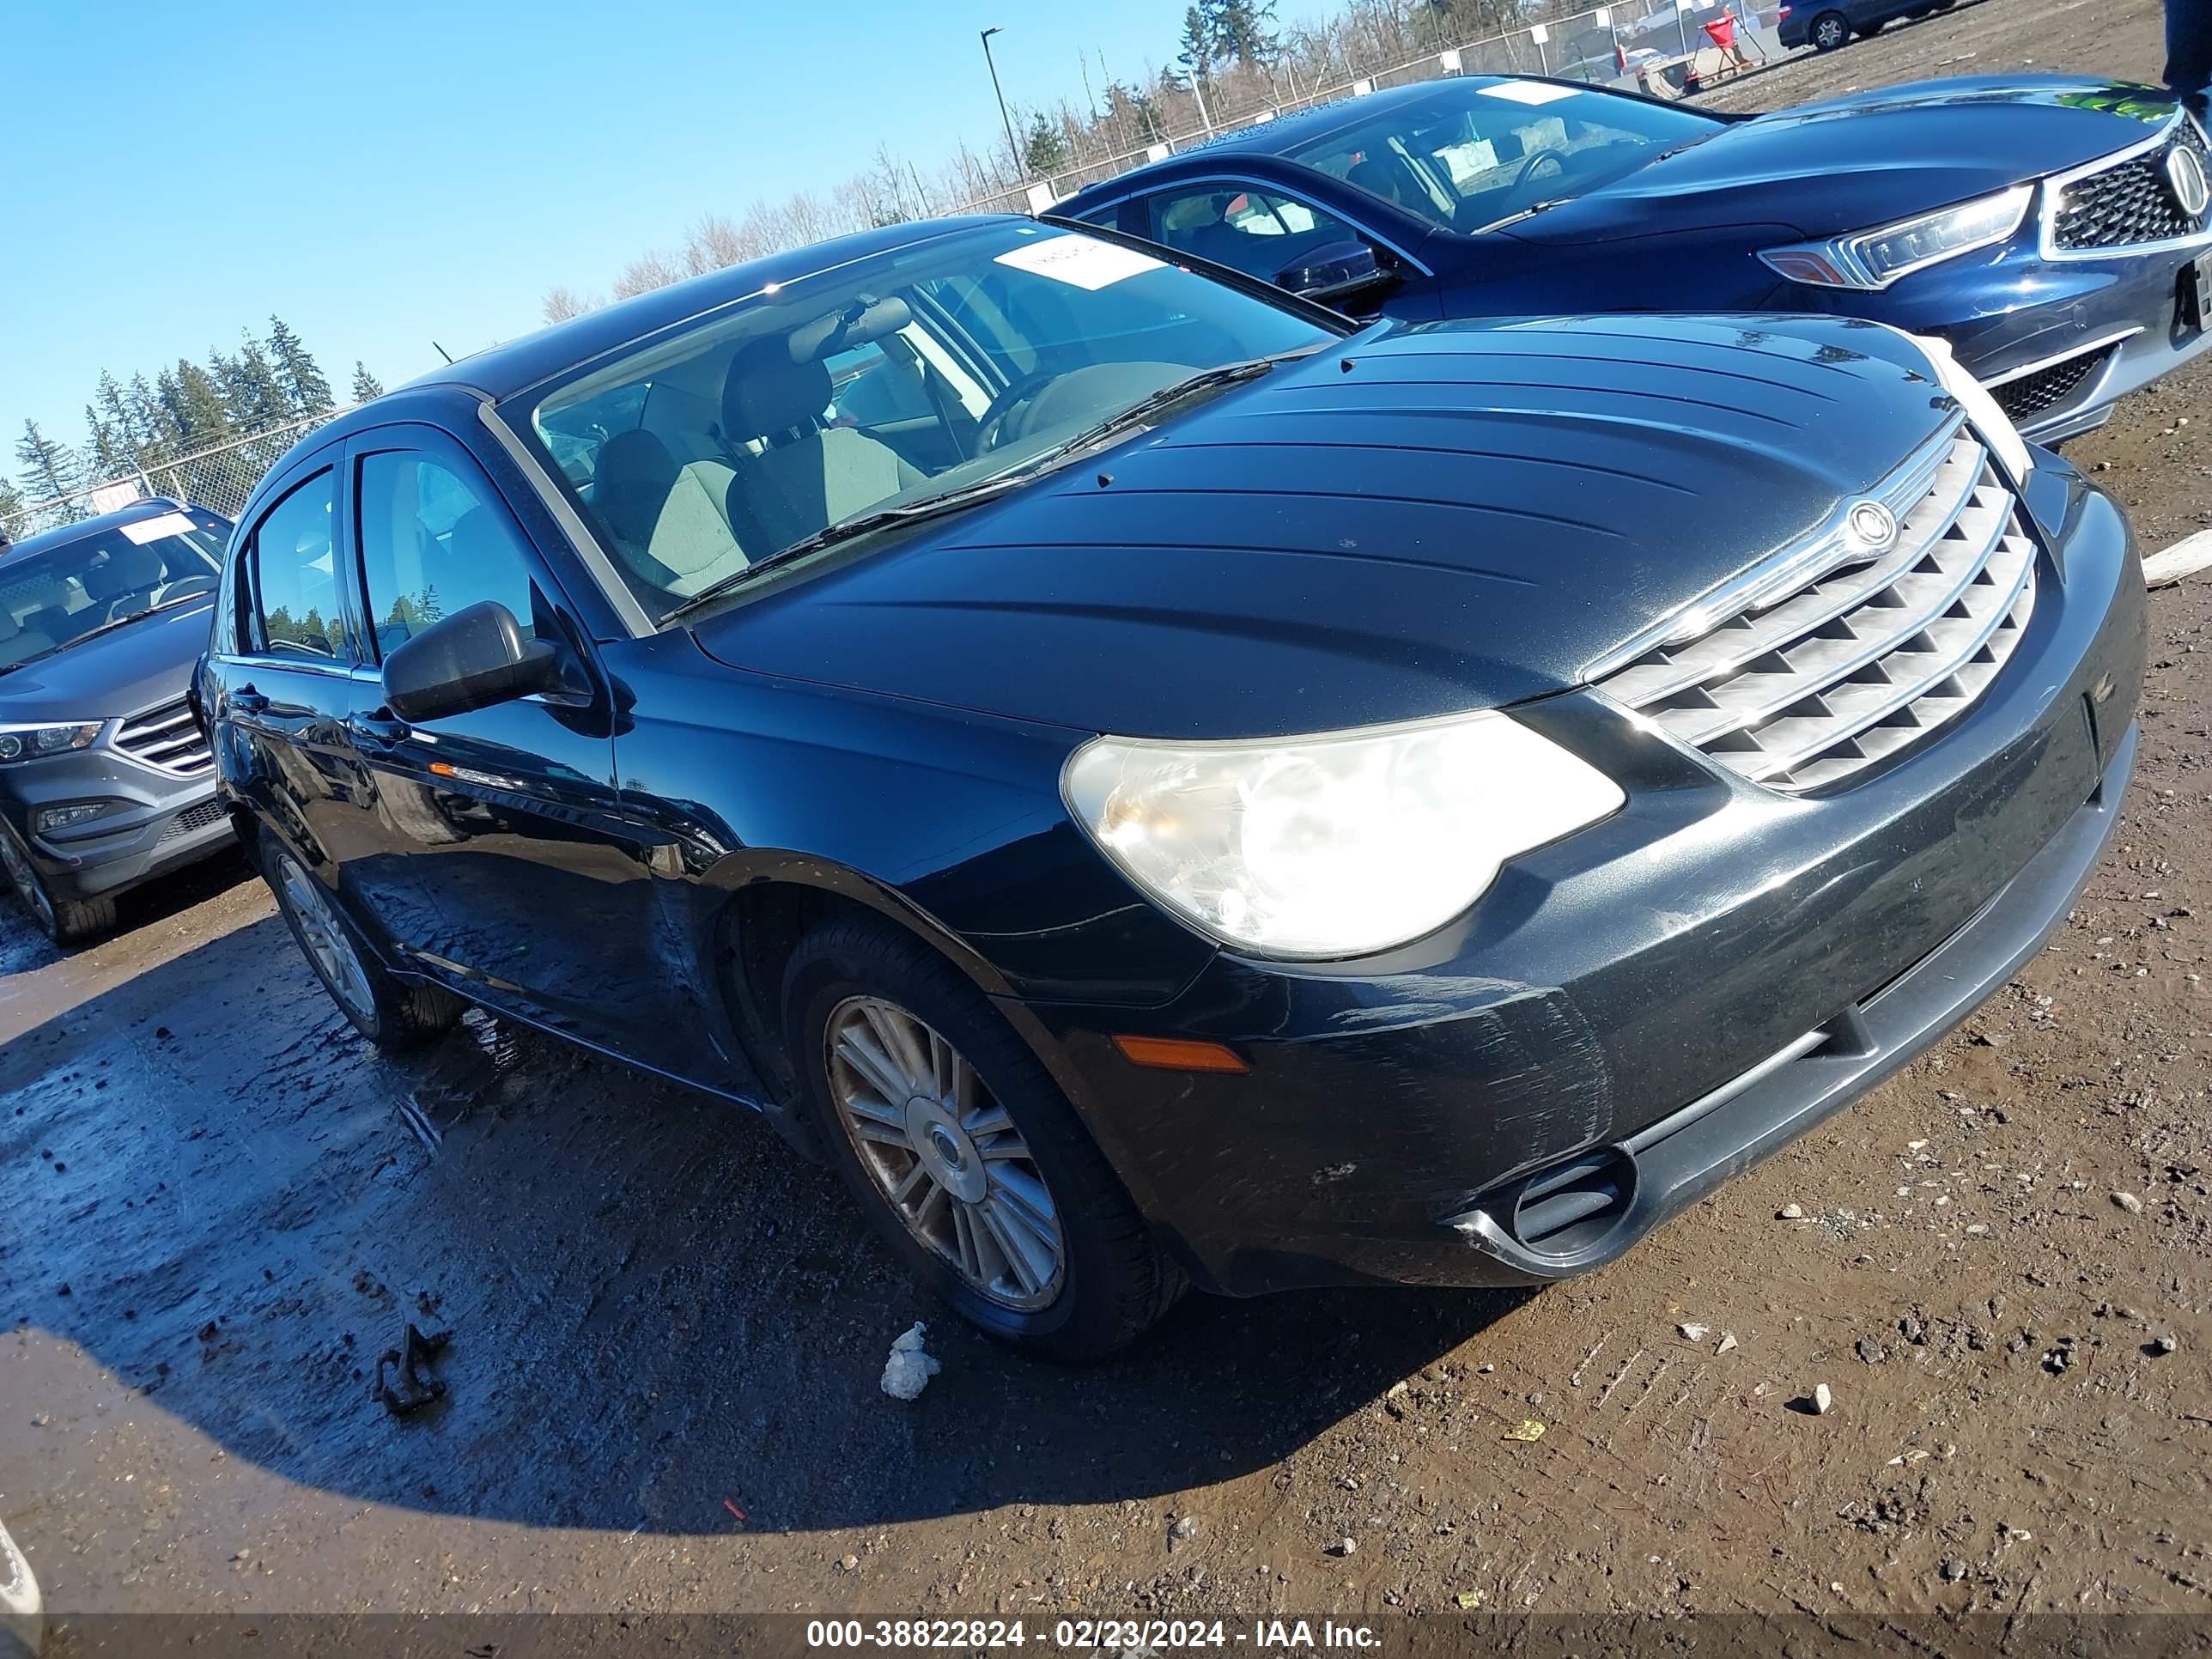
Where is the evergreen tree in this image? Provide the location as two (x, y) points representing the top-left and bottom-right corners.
(264, 315), (333, 418)
(1024, 111), (1072, 175)
(1176, 5), (1214, 84)
(162, 360), (236, 451)
(0, 477), (26, 536)
(15, 420), (81, 509)
(351, 362), (385, 403)
(125, 374), (171, 467)
(216, 334), (294, 434)
(83, 402), (130, 481)
(1212, 0), (1279, 66)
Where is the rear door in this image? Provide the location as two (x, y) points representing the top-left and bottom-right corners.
(209, 450), (383, 892)
(340, 422), (665, 1048)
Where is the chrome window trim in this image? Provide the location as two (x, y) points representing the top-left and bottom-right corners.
(1060, 170), (1437, 278)
(473, 396), (655, 640)
(2038, 109), (2212, 262)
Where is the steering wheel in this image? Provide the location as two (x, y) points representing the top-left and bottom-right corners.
(976, 371), (1062, 452)
(1512, 148), (1571, 193)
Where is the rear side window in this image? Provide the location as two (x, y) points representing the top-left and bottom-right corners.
(248, 469), (350, 662)
(355, 447), (544, 658)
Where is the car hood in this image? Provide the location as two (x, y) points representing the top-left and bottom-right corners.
(1507, 76), (2186, 246)
(691, 314), (1954, 740)
(0, 600), (210, 723)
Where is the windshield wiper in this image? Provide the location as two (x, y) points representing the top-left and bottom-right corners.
(42, 592), (210, 654)
(664, 353), (1316, 623)
(662, 471), (1037, 623)
(1036, 350), (1308, 465)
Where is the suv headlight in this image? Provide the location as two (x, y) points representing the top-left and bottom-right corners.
(1062, 710), (1624, 959)
(1759, 185), (2033, 291)
(0, 723), (101, 763)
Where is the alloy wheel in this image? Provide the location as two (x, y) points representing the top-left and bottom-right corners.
(1813, 14), (1846, 48)
(276, 852), (375, 1024)
(0, 828), (55, 933)
(824, 994), (1066, 1311)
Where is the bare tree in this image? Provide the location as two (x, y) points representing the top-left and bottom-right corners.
(611, 250), (685, 301)
(684, 214), (755, 276)
(542, 286), (598, 324)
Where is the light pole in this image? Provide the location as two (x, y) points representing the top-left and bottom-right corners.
(980, 27), (1023, 180)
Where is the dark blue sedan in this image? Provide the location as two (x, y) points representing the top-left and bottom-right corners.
(1057, 74), (2212, 444)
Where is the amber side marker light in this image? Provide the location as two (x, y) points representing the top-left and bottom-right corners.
(1112, 1035), (1249, 1073)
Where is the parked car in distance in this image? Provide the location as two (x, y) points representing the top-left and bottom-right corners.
(203, 216), (2142, 1358)
(1780, 0), (1959, 53)
(0, 498), (235, 941)
(1056, 74), (2212, 444)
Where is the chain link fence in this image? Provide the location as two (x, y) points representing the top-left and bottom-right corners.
(3, 405), (357, 546)
(957, 0), (1785, 216)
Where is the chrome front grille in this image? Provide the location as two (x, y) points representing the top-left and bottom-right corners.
(1594, 420), (2038, 793)
(115, 697), (214, 778)
(2050, 120), (2210, 253)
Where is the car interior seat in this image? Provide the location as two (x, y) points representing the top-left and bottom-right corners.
(722, 332), (922, 557)
(591, 428), (750, 600)
(82, 540), (166, 625)
(0, 609), (56, 672)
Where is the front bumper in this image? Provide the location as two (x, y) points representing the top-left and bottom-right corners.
(1014, 458), (2145, 1297)
(2, 745), (233, 902)
(1856, 235), (2212, 444)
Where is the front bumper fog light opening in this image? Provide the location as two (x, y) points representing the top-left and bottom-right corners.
(35, 802), (115, 835)
(1508, 1146), (1639, 1256)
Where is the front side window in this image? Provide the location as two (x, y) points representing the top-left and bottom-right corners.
(0, 508), (224, 675)
(355, 448), (543, 658)
(250, 471), (350, 662)
(516, 222), (1336, 623)
(1291, 82), (1719, 233)
(1145, 185), (1369, 284)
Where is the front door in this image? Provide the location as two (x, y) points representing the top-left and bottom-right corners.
(339, 423), (665, 1050)
(211, 454), (383, 903)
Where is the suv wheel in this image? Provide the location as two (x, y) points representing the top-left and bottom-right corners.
(1809, 9), (1849, 48)
(262, 841), (462, 1048)
(783, 917), (1182, 1361)
(0, 821), (114, 944)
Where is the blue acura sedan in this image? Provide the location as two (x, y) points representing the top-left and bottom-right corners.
(1057, 75), (2212, 444)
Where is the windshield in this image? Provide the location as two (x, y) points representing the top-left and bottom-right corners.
(518, 222), (1337, 623)
(1289, 80), (1720, 234)
(0, 509), (225, 673)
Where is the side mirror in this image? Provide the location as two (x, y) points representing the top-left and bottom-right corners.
(1273, 240), (1396, 306)
(381, 601), (560, 725)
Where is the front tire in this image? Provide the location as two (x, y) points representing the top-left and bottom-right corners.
(0, 819), (113, 944)
(1808, 9), (1848, 49)
(261, 840), (461, 1049)
(783, 916), (1182, 1361)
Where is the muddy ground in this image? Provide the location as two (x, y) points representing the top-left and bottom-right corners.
(4, 0), (2211, 1645)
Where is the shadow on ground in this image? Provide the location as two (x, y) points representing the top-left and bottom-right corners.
(3, 905), (1528, 1536)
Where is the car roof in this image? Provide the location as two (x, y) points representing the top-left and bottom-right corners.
(1059, 77), (1533, 206)
(387, 215), (1026, 412)
(3, 496), (218, 560)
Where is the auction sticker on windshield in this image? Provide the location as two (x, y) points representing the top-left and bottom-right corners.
(1480, 79), (1580, 106)
(118, 511), (198, 544)
(995, 234), (1164, 290)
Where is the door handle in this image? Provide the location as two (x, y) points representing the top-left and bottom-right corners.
(229, 687), (269, 715)
(347, 711), (412, 746)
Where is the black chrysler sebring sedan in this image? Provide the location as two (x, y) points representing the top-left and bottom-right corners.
(201, 216), (2143, 1357)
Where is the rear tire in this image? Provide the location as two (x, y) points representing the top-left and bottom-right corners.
(783, 915), (1182, 1361)
(1808, 9), (1849, 48)
(0, 819), (114, 944)
(261, 839), (462, 1049)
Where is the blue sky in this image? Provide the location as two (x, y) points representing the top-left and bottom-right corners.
(3, 0), (1310, 465)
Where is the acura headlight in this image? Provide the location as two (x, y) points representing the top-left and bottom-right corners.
(1062, 710), (1625, 959)
(1759, 185), (2033, 291)
(0, 722), (101, 763)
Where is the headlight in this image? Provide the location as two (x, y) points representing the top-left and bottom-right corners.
(0, 723), (101, 763)
(1759, 185), (2033, 291)
(1062, 710), (1625, 959)
(1910, 330), (2034, 486)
